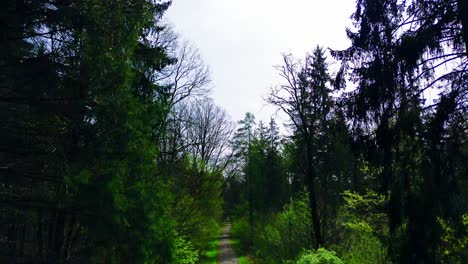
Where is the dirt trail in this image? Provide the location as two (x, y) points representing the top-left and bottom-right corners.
(218, 223), (238, 264)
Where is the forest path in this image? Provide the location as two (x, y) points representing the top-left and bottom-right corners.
(218, 223), (238, 264)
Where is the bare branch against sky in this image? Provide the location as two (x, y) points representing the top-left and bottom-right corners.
(166, 0), (355, 125)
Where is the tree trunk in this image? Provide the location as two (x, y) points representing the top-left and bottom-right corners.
(247, 133), (254, 248)
(37, 208), (44, 261)
(352, 143), (360, 193)
(305, 144), (323, 248)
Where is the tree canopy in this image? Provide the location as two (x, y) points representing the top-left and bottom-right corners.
(1, 0), (466, 263)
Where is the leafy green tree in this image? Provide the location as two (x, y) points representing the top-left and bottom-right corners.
(334, 191), (389, 264)
(295, 248), (343, 264)
(255, 192), (313, 263)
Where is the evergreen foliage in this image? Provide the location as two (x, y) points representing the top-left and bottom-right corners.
(1, 0), (466, 263)
(1, 0), (226, 262)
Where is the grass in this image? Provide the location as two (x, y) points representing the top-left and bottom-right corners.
(199, 224), (252, 264)
(198, 225), (224, 264)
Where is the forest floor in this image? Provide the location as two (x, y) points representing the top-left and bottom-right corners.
(218, 223), (239, 264)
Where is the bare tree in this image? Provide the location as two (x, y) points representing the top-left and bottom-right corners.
(153, 25), (211, 107)
(169, 41), (210, 106)
(152, 25), (213, 170)
(268, 49), (332, 247)
(157, 101), (191, 169)
(186, 98), (235, 172)
(158, 98), (235, 176)
(160, 99), (235, 234)
(153, 23), (179, 55)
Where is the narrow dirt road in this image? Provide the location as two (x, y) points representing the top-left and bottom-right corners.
(218, 223), (239, 264)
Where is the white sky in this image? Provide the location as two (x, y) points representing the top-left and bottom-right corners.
(165, 0), (356, 125)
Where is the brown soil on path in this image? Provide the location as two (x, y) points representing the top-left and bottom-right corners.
(218, 223), (238, 264)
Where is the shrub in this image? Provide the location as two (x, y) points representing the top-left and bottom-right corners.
(231, 217), (252, 252)
(334, 191), (388, 264)
(255, 192), (312, 263)
(171, 236), (199, 264)
(436, 214), (468, 263)
(296, 248), (343, 264)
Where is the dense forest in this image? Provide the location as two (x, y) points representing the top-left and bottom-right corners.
(0, 0), (467, 263)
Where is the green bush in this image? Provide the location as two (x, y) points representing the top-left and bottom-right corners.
(436, 214), (468, 263)
(231, 217), (252, 252)
(296, 248), (343, 264)
(335, 223), (387, 264)
(255, 192), (312, 263)
(171, 236), (199, 264)
(333, 191), (388, 264)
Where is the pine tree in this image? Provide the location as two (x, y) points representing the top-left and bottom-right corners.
(333, 0), (467, 261)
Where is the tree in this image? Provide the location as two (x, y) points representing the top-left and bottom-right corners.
(269, 46), (335, 248)
(154, 32), (211, 108)
(230, 112), (257, 246)
(332, 0), (468, 261)
(186, 98), (235, 172)
(0, 0), (182, 262)
(154, 28), (213, 178)
(264, 118), (288, 211)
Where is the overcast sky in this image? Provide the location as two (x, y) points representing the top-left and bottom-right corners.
(165, 0), (356, 126)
